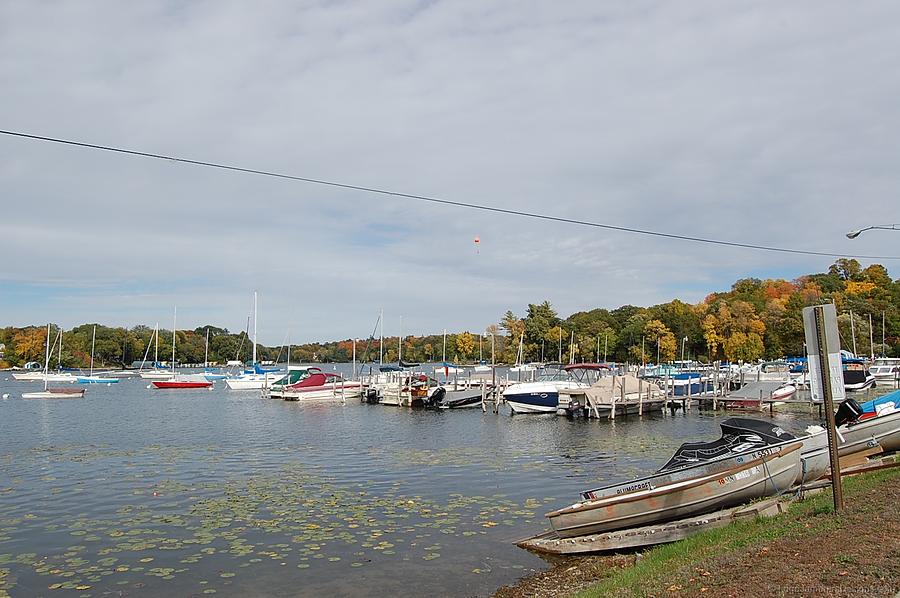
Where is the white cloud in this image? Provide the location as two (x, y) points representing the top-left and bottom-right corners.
(2, 0), (898, 342)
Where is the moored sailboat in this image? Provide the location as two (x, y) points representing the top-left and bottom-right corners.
(77, 326), (120, 384)
(22, 324), (86, 399)
(151, 308), (213, 390)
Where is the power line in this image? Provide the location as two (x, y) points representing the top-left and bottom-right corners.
(2, 128), (898, 260)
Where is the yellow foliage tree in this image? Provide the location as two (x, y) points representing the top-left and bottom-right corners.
(13, 328), (47, 363)
(845, 281), (876, 295)
(455, 332), (475, 360)
(644, 319), (677, 362)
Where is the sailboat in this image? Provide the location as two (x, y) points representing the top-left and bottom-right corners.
(433, 329), (461, 376)
(152, 307), (214, 389)
(225, 292), (284, 390)
(202, 328), (227, 380)
(22, 325), (85, 399)
(474, 334), (491, 372)
(509, 332), (536, 373)
(139, 323), (172, 380)
(77, 326), (120, 384)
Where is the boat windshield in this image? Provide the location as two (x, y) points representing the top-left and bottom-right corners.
(873, 358), (900, 366)
(537, 369), (570, 382)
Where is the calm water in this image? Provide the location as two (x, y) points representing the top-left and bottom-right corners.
(0, 368), (831, 597)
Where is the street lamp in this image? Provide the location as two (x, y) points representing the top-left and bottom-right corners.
(681, 336), (688, 363)
(846, 224), (900, 239)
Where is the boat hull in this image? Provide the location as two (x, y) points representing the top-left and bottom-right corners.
(152, 381), (213, 389)
(838, 410), (900, 455)
(275, 383), (362, 401)
(547, 442), (802, 538)
(76, 376), (119, 384)
(22, 389), (85, 399)
(504, 380), (586, 414)
(139, 371), (175, 380)
(224, 374), (284, 390)
(844, 376), (876, 393)
(798, 428), (830, 484)
(506, 392), (559, 413)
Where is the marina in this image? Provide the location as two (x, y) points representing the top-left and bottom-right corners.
(2, 362), (897, 597)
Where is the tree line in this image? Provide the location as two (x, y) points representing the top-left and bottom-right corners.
(1, 259), (897, 369)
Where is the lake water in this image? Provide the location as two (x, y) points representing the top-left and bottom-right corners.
(0, 368), (836, 597)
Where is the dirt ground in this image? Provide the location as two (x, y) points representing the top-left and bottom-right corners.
(491, 474), (900, 598)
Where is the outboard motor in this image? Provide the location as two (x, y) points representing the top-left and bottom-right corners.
(835, 398), (864, 427)
(364, 388), (380, 404)
(427, 386), (446, 408)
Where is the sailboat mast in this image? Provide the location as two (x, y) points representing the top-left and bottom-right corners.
(252, 291), (258, 365)
(883, 311), (886, 356)
(850, 310), (857, 356)
(442, 329), (447, 363)
(569, 330), (575, 364)
(398, 316), (403, 363)
(558, 328), (562, 363)
(58, 327), (63, 371)
(479, 334), (483, 363)
(171, 307), (177, 375)
(491, 333), (495, 366)
(90, 325), (96, 377)
(604, 334), (608, 363)
(379, 308), (384, 365)
(869, 314), (874, 360)
(204, 328), (209, 368)
(43, 323), (51, 389)
(154, 322), (159, 365)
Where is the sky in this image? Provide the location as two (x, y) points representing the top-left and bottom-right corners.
(2, 0), (899, 344)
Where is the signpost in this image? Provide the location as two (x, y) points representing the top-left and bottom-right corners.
(802, 304), (845, 511)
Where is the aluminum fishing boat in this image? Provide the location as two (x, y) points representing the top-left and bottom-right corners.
(546, 418), (802, 538)
(836, 394), (900, 455)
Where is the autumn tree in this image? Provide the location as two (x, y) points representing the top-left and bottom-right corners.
(12, 327), (47, 363)
(644, 320), (677, 362)
(455, 332), (475, 360)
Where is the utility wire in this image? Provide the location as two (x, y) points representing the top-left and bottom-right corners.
(2, 128), (898, 260)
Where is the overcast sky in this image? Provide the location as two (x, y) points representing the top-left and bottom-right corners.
(2, 1), (899, 344)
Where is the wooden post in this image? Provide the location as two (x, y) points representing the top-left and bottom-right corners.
(610, 371), (617, 420)
(686, 374), (692, 410)
(816, 307), (844, 511)
(638, 375), (644, 416)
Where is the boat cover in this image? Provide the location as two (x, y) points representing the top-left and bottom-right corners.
(858, 391), (900, 414)
(724, 381), (792, 400)
(659, 418), (796, 472)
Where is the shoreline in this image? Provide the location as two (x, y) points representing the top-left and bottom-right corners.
(491, 466), (900, 598)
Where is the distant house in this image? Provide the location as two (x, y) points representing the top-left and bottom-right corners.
(0, 343), (5, 358)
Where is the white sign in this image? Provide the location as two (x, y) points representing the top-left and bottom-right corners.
(802, 304), (846, 403)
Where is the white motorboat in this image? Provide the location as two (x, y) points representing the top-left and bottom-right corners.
(869, 358), (900, 383)
(503, 367), (590, 414)
(271, 368), (361, 401)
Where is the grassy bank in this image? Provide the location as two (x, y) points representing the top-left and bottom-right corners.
(573, 466), (900, 597)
